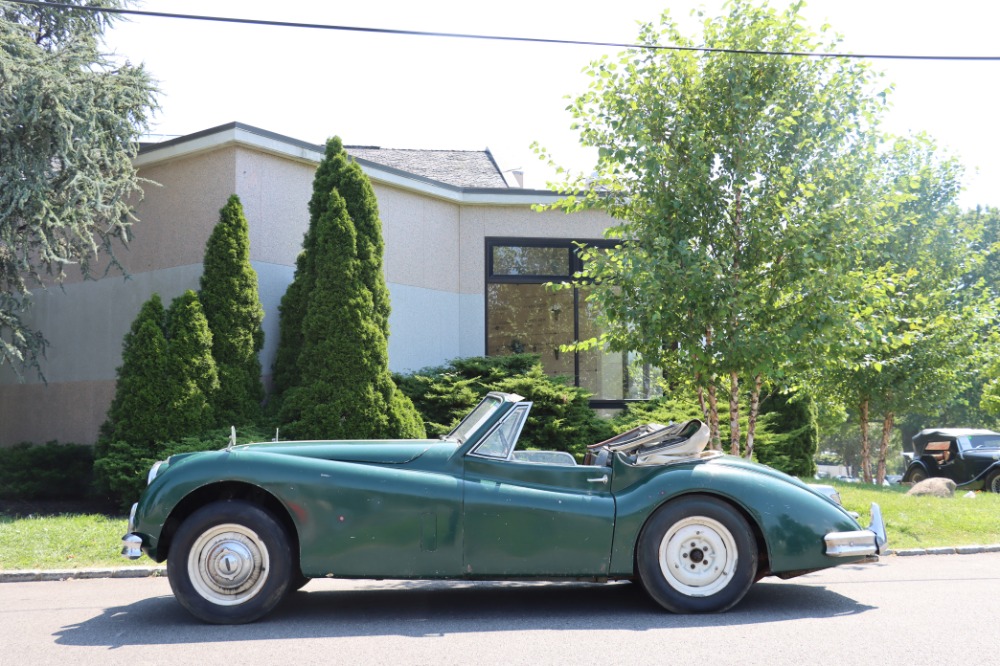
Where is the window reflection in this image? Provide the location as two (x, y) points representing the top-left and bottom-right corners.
(485, 239), (660, 402)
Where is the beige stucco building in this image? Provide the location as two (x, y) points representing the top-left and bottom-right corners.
(0, 122), (639, 447)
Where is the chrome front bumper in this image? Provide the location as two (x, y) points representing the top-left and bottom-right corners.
(824, 502), (887, 558)
(121, 502), (143, 560)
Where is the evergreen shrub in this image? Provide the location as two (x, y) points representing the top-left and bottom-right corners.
(0, 442), (93, 500)
(396, 354), (613, 458)
(199, 194), (265, 425)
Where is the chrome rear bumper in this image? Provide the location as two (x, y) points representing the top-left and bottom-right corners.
(825, 502), (887, 558)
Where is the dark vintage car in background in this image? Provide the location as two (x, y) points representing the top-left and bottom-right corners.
(122, 392), (886, 624)
(902, 428), (1000, 492)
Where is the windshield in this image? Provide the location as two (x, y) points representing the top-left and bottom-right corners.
(447, 395), (504, 443)
(960, 434), (1000, 450)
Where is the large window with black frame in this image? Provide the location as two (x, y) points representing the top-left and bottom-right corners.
(485, 237), (660, 406)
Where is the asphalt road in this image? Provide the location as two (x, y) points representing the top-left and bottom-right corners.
(2, 552), (998, 665)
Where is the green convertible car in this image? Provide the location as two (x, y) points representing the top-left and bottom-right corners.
(122, 392), (886, 624)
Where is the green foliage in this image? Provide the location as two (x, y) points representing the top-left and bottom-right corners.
(0, 442), (93, 500)
(199, 195), (265, 425)
(162, 291), (219, 436)
(817, 136), (990, 481)
(538, 0), (886, 454)
(397, 355), (612, 458)
(95, 291), (219, 506)
(277, 138), (424, 439)
(493, 365), (614, 459)
(95, 294), (170, 460)
(754, 391), (818, 477)
(396, 354), (550, 435)
(608, 396), (706, 433)
(0, 1), (156, 378)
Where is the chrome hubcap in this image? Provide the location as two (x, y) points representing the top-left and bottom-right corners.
(659, 516), (737, 597)
(188, 524), (269, 606)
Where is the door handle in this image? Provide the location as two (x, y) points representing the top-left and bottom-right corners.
(587, 475), (609, 484)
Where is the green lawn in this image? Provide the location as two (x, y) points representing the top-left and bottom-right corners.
(834, 481), (1000, 550)
(1, 484), (998, 570)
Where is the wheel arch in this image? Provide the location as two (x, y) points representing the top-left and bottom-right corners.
(157, 481), (300, 566)
(632, 491), (770, 580)
(904, 459), (933, 480)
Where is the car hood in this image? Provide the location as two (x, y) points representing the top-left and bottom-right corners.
(228, 439), (445, 464)
(963, 449), (1000, 461)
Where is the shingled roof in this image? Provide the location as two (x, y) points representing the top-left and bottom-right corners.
(137, 123), (515, 191)
(345, 146), (509, 190)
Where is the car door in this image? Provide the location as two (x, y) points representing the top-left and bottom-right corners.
(461, 403), (616, 576)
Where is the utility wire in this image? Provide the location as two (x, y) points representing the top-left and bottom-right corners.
(8, 0), (1000, 61)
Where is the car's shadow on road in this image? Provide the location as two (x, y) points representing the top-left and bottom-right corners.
(54, 578), (874, 648)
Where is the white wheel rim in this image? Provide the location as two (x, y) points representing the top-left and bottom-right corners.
(187, 523), (270, 606)
(658, 516), (738, 597)
(991, 476), (1000, 493)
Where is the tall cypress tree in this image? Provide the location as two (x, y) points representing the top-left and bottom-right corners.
(162, 290), (219, 438)
(277, 137), (424, 439)
(96, 294), (170, 458)
(199, 195), (265, 425)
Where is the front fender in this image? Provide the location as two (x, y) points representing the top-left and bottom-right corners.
(133, 450), (350, 561)
(958, 460), (1000, 489)
(609, 456), (864, 576)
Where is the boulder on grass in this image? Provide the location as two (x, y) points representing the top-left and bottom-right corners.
(907, 477), (957, 498)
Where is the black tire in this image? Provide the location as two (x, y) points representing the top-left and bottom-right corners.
(903, 465), (928, 485)
(636, 496), (757, 614)
(291, 571), (311, 592)
(167, 500), (293, 624)
(985, 471), (1000, 493)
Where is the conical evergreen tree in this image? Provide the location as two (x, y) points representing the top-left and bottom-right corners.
(199, 195), (265, 425)
(277, 137), (424, 439)
(162, 290), (219, 438)
(271, 249), (313, 399)
(94, 293), (170, 504)
(96, 294), (170, 458)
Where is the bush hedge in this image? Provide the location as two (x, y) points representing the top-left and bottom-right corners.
(0, 442), (94, 500)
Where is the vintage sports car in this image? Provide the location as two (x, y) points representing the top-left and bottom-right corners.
(902, 428), (1000, 492)
(122, 392), (886, 624)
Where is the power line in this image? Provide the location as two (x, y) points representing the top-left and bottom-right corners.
(8, 0), (1000, 62)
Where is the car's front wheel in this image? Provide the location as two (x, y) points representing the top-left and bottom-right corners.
(167, 500), (293, 624)
(985, 471), (1000, 493)
(636, 496), (757, 613)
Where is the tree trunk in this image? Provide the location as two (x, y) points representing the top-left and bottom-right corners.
(729, 371), (740, 456)
(695, 376), (709, 424)
(858, 398), (872, 484)
(876, 412), (894, 486)
(707, 381), (722, 451)
(745, 374), (762, 460)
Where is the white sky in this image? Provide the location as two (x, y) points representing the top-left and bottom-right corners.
(105, 0), (1000, 207)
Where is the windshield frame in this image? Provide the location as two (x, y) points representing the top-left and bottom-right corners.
(446, 394), (509, 444)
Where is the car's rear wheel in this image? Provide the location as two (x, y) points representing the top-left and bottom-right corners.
(985, 471), (1000, 493)
(167, 500), (293, 624)
(903, 465), (928, 484)
(636, 496), (757, 613)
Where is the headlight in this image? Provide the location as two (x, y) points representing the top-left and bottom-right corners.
(809, 484), (842, 506)
(147, 460), (166, 485)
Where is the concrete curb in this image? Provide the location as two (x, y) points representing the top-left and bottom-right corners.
(0, 566), (165, 583)
(4, 545), (1000, 582)
(886, 544), (1000, 557)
